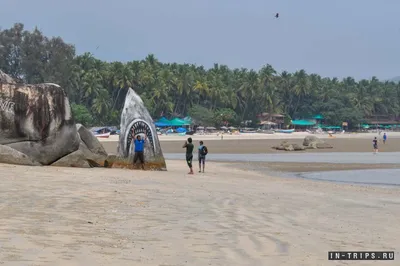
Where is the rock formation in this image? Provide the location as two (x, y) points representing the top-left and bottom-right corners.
(303, 136), (333, 149)
(0, 76), (80, 164)
(272, 136), (333, 151)
(272, 141), (305, 151)
(0, 72), (165, 169)
(116, 88), (167, 170)
(50, 124), (111, 168)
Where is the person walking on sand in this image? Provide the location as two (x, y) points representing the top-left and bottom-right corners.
(383, 133), (387, 144)
(373, 137), (378, 154)
(183, 137), (194, 174)
(133, 134), (146, 169)
(198, 140), (208, 173)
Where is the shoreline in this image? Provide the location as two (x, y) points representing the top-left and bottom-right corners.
(99, 131), (400, 142)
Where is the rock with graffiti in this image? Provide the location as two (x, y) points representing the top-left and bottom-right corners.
(0, 71), (80, 165)
(115, 88), (167, 170)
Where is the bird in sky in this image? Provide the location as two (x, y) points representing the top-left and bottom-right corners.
(275, 13), (279, 18)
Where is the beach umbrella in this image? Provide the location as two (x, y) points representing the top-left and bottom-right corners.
(206, 126), (216, 130)
(220, 126), (228, 129)
(228, 126), (237, 130)
(197, 126), (204, 130)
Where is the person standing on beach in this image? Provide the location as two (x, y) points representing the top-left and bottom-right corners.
(133, 134), (146, 169)
(373, 137), (378, 154)
(183, 137), (194, 174)
(198, 140), (208, 173)
(383, 133), (387, 144)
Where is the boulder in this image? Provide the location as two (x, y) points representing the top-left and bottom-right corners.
(0, 145), (41, 166)
(284, 144), (294, 151)
(292, 144), (305, 151)
(51, 150), (90, 168)
(272, 141), (305, 151)
(78, 140), (107, 167)
(116, 88), (167, 170)
(303, 135), (333, 149)
(303, 135), (324, 146)
(76, 124), (107, 156)
(0, 78), (80, 165)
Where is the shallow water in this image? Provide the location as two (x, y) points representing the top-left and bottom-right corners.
(165, 152), (400, 164)
(296, 169), (400, 187)
(164, 152), (400, 187)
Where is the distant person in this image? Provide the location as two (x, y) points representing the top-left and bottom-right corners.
(133, 134), (146, 169)
(183, 137), (194, 174)
(373, 137), (378, 154)
(198, 141), (208, 173)
(383, 133), (387, 144)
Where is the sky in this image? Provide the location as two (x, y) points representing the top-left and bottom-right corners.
(1, 0), (399, 80)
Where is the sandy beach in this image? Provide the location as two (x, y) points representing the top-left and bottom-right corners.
(0, 160), (399, 266)
(100, 133), (400, 156)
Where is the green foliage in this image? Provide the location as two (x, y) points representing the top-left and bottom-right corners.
(1, 23), (400, 128)
(71, 103), (93, 127)
(213, 108), (237, 126)
(188, 105), (214, 125)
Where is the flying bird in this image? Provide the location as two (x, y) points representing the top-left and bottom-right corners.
(275, 13), (279, 18)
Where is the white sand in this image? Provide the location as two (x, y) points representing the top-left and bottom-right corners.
(99, 132), (400, 142)
(0, 161), (399, 265)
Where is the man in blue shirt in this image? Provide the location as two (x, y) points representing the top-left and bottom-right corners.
(133, 134), (146, 169)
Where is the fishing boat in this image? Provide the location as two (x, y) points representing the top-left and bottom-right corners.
(275, 129), (295, 133)
(91, 127), (112, 138)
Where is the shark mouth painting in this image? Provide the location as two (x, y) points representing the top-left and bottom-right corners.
(125, 118), (155, 154)
(117, 87), (166, 170)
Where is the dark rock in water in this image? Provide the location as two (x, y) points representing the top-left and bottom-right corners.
(76, 124), (107, 156)
(0, 145), (41, 166)
(51, 150), (90, 168)
(0, 78), (80, 165)
(116, 88), (167, 170)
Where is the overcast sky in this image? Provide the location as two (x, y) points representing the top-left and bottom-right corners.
(1, 0), (399, 80)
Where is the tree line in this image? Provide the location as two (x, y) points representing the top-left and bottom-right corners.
(1, 23), (400, 128)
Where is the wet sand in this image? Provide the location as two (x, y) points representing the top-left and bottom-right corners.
(232, 161), (400, 173)
(102, 138), (400, 154)
(0, 161), (399, 265)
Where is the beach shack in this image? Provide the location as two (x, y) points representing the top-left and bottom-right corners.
(290, 119), (316, 130)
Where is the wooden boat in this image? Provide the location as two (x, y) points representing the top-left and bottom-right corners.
(275, 129), (295, 133)
(94, 132), (111, 138)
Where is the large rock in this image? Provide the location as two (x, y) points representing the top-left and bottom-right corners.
(303, 136), (324, 146)
(0, 145), (41, 166)
(0, 78), (80, 165)
(51, 150), (90, 168)
(303, 136), (333, 149)
(272, 141), (305, 151)
(116, 88), (167, 170)
(76, 124), (107, 156)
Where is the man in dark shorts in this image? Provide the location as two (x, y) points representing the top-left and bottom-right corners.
(198, 140), (208, 173)
(133, 134), (146, 169)
(373, 137), (378, 154)
(183, 137), (194, 174)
